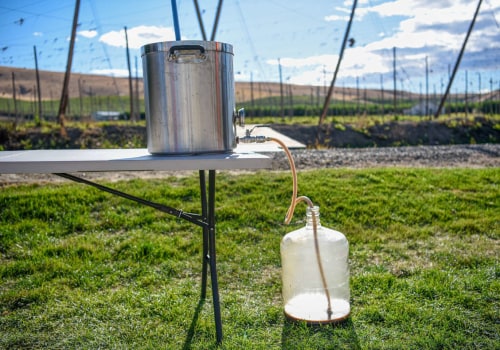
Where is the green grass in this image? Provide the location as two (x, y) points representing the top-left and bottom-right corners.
(1, 168), (499, 349)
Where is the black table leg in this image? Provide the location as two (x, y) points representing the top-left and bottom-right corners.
(199, 170), (209, 300)
(199, 170), (223, 343)
(209, 170), (223, 343)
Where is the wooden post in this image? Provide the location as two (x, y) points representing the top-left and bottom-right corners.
(34, 45), (43, 125)
(380, 74), (385, 121)
(316, 0), (357, 137)
(279, 58), (284, 121)
(393, 47), (397, 116)
(57, 0), (81, 137)
(194, 0), (207, 40)
(210, 0), (224, 41)
(11, 72), (18, 129)
(434, 0), (483, 119)
(78, 78), (83, 121)
(135, 56), (140, 120)
(125, 26), (135, 122)
(250, 72), (254, 118)
(425, 56), (429, 119)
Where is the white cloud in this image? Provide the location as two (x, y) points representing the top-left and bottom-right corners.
(268, 0), (500, 87)
(267, 55), (339, 68)
(324, 14), (349, 22)
(364, 30), (461, 51)
(99, 25), (177, 49)
(90, 68), (129, 77)
(356, 0), (411, 19)
(289, 69), (325, 86)
(78, 30), (98, 38)
(358, 0), (480, 31)
(341, 47), (390, 75)
(267, 47), (391, 85)
(33, 32), (43, 36)
(355, 0), (456, 19)
(351, 1), (498, 54)
(325, 2), (361, 22)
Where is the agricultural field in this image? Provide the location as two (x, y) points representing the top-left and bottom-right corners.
(1, 115), (499, 151)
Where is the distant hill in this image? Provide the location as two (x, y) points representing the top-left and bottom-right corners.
(2, 66), (493, 106)
(0, 65), (408, 104)
(0, 66), (138, 101)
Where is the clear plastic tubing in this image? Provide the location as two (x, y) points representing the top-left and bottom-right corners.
(268, 137), (350, 323)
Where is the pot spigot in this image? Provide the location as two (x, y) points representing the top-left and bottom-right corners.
(237, 124), (270, 144)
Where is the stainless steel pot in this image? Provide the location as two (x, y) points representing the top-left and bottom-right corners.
(141, 40), (237, 154)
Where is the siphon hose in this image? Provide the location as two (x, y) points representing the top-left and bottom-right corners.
(269, 137), (333, 318)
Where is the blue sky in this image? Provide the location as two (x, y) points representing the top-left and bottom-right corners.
(1, 0), (499, 93)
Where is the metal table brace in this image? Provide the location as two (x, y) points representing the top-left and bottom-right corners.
(55, 170), (223, 343)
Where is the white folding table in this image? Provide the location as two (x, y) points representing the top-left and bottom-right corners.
(0, 148), (272, 343)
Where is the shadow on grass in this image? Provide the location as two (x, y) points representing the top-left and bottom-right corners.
(281, 317), (360, 349)
(183, 298), (205, 350)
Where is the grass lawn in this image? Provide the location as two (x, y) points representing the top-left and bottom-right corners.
(0, 168), (498, 349)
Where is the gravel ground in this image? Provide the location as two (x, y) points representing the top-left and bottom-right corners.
(1, 144), (498, 185)
(272, 144), (500, 170)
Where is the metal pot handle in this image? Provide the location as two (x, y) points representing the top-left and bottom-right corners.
(168, 45), (206, 62)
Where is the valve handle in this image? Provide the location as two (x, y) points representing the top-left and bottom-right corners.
(237, 108), (245, 127)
